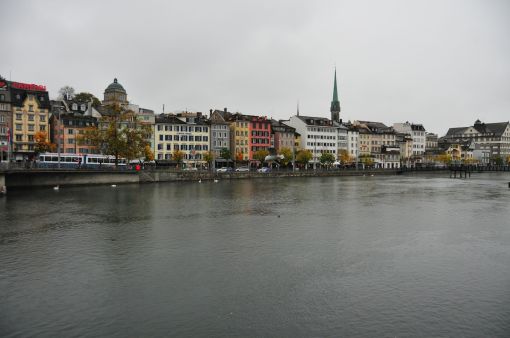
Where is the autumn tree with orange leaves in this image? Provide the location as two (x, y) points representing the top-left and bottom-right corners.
(34, 131), (55, 154)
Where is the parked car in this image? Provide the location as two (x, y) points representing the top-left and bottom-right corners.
(257, 167), (271, 173)
(235, 166), (250, 172)
(216, 167), (233, 173)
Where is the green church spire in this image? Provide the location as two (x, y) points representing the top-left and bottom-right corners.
(330, 68), (341, 122)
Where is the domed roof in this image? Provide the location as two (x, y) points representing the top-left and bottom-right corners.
(105, 78), (126, 93)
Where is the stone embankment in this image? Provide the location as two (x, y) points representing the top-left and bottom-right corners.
(1, 168), (407, 190)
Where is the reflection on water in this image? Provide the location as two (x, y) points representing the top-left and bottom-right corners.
(1, 174), (510, 337)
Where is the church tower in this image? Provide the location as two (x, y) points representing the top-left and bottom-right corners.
(330, 68), (341, 122)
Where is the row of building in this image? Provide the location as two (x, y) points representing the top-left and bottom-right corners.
(1, 73), (509, 167)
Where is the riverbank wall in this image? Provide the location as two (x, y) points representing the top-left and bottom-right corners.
(2, 168), (408, 190)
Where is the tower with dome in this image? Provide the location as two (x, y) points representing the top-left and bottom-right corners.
(102, 78), (128, 106)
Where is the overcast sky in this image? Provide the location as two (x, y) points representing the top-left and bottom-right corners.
(3, 0), (509, 135)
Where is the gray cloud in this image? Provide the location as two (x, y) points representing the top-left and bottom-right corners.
(3, 0), (509, 135)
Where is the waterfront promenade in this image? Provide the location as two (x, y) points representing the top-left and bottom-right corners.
(1, 164), (509, 190)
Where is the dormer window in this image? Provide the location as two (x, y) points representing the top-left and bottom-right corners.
(81, 104), (86, 111)
(72, 103), (78, 110)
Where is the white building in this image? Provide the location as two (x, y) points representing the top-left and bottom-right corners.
(393, 122), (426, 157)
(286, 115), (339, 165)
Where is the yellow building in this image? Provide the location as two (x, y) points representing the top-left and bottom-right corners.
(9, 82), (50, 160)
(230, 117), (250, 161)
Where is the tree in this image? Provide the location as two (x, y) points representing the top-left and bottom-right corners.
(81, 104), (151, 166)
(278, 147), (292, 166)
(319, 152), (335, 166)
(359, 154), (374, 167)
(506, 155), (510, 165)
(203, 151), (214, 167)
(493, 156), (504, 165)
(34, 131), (55, 154)
(235, 151), (244, 162)
(144, 145), (155, 162)
(58, 86), (75, 100)
(253, 149), (269, 163)
(296, 149), (312, 165)
(338, 149), (352, 164)
(74, 92), (101, 109)
(219, 147), (231, 160)
(172, 149), (185, 164)
(436, 153), (452, 165)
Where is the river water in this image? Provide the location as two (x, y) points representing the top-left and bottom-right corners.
(1, 174), (509, 337)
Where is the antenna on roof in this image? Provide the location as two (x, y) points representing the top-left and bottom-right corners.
(297, 100), (300, 116)
(162, 104), (165, 114)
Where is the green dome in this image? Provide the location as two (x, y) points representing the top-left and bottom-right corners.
(105, 78), (126, 93)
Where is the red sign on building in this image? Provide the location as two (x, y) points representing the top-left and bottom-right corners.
(10, 82), (47, 91)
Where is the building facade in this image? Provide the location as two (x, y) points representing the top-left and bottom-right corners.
(286, 115), (338, 165)
(209, 109), (231, 159)
(271, 119), (296, 152)
(393, 122), (426, 158)
(443, 120), (510, 163)
(0, 78), (11, 161)
(154, 113), (209, 166)
(8, 81), (50, 160)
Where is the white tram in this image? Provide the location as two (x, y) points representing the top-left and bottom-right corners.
(37, 153), (127, 168)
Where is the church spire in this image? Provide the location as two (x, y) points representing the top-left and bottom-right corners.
(330, 68), (341, 122)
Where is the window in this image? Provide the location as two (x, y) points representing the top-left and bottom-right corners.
(40, 115), (46, 122)
(15, 124), (22, 131)
(40, 125), (46, 131)
(16, 113), (22, 120)
(15, 134), (22, 141)
(68, 129), (74, 135)
(28, 114), (34, 121)
(28, 135), (34, 142)
(28, 105), (34, 112)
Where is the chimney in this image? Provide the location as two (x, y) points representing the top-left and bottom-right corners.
(209, 109), (212, 114)
(224, 107), (227, 113)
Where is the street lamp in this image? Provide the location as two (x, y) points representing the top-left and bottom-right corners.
(54, 106), (63, 169)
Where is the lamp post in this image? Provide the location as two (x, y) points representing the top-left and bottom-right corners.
(56, 107), (62, 169)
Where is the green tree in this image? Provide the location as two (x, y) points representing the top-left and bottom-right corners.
(278, 147), (292, 166)
(296, 149), (312, 165)
(74, 92), (101, 109)
(319, 152), (335, 166)
(219, 147), (231, 160)
(81, 104), (150, 166)
(253, 149), (269, 163)
(493, 156), (503, 165)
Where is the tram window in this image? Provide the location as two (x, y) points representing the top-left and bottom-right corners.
(51, 156), (58, 162)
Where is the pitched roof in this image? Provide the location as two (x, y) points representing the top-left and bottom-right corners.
(155, 114), (187, 124)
